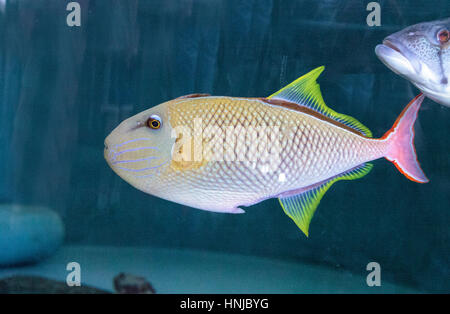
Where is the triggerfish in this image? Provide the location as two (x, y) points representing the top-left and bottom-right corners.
(104, 67), (428, 236)
(376, 17), (450, 107)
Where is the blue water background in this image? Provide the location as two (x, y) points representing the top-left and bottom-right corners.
(0, 0), (448, 292)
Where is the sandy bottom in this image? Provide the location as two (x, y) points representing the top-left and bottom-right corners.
(0, 245), (419, 293)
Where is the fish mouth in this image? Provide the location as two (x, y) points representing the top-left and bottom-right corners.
(382, 39), (402, 54)
(375, 38), (423, 78)
(104, 137), (115, 165)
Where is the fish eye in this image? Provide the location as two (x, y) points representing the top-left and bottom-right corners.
(146, 115), (162, 129)
(437, 29), (449, 44)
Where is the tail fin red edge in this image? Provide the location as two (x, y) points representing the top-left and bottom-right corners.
(382, 94), (429, 183)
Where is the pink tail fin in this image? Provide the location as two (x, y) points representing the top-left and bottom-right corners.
(382, 94), (429, 183)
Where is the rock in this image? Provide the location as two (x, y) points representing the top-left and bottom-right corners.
(0, 275), (110, 294)
(0, 273), (156, 294)
(0, 204), (65, 267)
(113, 273), (156, 294)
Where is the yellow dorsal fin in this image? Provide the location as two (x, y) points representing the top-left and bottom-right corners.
(268, 66), (372, 138)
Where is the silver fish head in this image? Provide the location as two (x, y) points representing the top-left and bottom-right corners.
(375, 17), (450, 106)
(104, 103), (174, 191)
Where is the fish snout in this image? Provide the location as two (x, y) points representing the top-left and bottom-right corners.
(376, 36), (425, 80)
(104, 135), (116, 164)
(103, 136), (168, 178)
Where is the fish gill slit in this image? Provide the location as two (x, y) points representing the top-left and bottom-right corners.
(438, 50), (448, 85)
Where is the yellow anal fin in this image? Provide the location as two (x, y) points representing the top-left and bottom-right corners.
(268, 66), (372, 138)
(279, 163), (373, 237)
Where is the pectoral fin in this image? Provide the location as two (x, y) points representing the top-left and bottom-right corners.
(279, 163), (373, 237)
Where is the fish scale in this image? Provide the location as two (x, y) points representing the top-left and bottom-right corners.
(157, 96), (386, 211)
